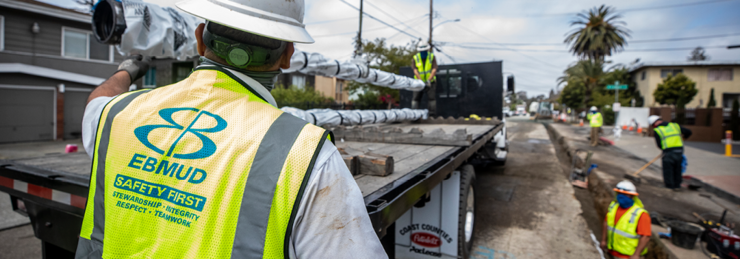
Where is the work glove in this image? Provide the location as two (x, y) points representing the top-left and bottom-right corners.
(117, 55), (151, 84)
(424, 80), (431, 91)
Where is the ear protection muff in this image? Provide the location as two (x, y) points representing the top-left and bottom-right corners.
(203, 22), (287, 69)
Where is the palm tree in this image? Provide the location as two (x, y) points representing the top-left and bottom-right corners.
(565, 5), (630, 61)
(558, 60), (605, 108)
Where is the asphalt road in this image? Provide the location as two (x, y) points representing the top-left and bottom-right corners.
(470, 119), (601, 259)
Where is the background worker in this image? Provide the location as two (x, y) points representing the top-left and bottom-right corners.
(601, 180), (651, 259)
(648, 115), (692, 191)
(587, 106), (603, 146)
(75, 0), (386, 257)
(411, 42), (438, 116)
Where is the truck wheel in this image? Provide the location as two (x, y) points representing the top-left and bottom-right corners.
(458, 164), (476, 258)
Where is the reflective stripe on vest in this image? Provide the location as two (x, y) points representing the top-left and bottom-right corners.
(77, 67), (330, 258)
(589, 112), (603, 127)
(606, 201), (648, 256)
(413, 52), (436, 82)
(654, 123), (683, 150)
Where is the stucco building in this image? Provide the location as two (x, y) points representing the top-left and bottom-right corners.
(629, 61), (740, 108)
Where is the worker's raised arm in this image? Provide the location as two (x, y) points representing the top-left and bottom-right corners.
(680, 125), (693, 139)
(87, 55), (151, 104)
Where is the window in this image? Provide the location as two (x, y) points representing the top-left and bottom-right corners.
(448, 76), (462, 97)
(335, 80), (344, 101)
(660, 69), (683, 78)
(172, 62), (193, 83)
(143, 67), (157, 88)
(641, 71), (646, 80)
(0, 16), (4, 51)
(62, 27), (112, 61)
(708, 68), (733, 81)
(292, 75), (306, 89)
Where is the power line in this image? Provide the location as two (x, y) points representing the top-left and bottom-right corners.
(505, 0), (735, 17)
(451, 23), (562, 69)
(449, 44), (729, 53)
(338, 0), (419, 39)
(363, 0), (426, 37)
(439, 31), (740, 46)
(631, 32), (740, 43)
(312, 14), (427, 38)
(305, 17), (356, 25)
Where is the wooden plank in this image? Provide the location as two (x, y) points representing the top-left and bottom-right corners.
(341, 155), (358, 175)
(356, 154), (394, 176)
(331, 125), (478, 146)
(335, 142), (456, 196)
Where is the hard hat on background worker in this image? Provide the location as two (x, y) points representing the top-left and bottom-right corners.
(648, 115), (661, 126)
(176, 0), (314, 43)
(590, 106), (598, 111)
(614, 180), (639, 196)
(417, 43), (430, 52)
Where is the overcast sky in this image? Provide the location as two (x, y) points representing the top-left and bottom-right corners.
(46, 0), (740, 96)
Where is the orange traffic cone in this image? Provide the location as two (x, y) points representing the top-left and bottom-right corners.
(622, 125), (628, 130)
(579, 119), (584, 127)
(637, 127), (643, 134)
(629, 126), (634, 131)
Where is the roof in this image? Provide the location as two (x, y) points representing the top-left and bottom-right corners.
(0, 63), (105, 85)
(0, 0), (91, 24)
(629, 60), (740, 73)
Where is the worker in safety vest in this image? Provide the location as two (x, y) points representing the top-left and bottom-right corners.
(411, 42), (438, 116)
(587, 106), (603, 146)
(75, 0), (386, 258)
(600, 180), (651, 259)
(648, 115), (692, 191)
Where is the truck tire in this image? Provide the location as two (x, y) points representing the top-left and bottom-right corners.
(458, 164), (476, 258)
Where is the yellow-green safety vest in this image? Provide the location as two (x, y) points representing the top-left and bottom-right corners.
(588, 112), (603, 128)
(654, 122), (684, 150)
(606, 199), (648, 256)
(413, 52), (436, 82)
(75, 66), (331, 258)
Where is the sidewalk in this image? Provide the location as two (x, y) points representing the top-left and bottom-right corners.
(606, 128), (740, 203)
(548, 123), (740, 259)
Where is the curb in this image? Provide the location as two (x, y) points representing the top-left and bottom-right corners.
(683, 175), (740, 205)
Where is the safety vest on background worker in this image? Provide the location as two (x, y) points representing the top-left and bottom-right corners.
(588, 112), (603, 127)
(606, 200), (648, 256)
(76, 66), (331, 258)
(413, 52), (436, 82)
(654, 122), (684, 150)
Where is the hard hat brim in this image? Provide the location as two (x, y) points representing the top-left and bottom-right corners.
(177, 0), (315, 44)
(613, 188), (638, 196)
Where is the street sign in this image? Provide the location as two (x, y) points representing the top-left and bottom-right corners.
(606, 80), (628, 90)
(613, 102), (621, 112)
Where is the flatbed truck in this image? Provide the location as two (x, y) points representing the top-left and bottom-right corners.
(0, 61), (508, 259)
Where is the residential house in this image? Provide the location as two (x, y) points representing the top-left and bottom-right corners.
(0, 0), (195, 143)
(629, 61), (740, 108)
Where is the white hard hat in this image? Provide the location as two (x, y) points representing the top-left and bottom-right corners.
(614, 180), (638, 196)
(590, 106), (597, 111)
(648, 115), (661, 126)
(176, 0), (313, 43)
(417, 43), (430, 52)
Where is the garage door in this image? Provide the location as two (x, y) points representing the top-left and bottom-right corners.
(0, 87), (55, 143)
(64, 90), (90, 139)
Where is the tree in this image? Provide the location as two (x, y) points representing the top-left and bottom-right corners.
(653, 73), (698, 106)
(564, 5), (630, 61)
(559, 83), (586, 110)
(558, 59), (604, 108)
(688, 47), (709, 61)
(272, 85), (333, 109)
(346, 38), (416, 104)
(707, 88), (717, 108)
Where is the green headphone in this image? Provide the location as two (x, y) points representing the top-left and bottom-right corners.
(203, 22), (287, 69)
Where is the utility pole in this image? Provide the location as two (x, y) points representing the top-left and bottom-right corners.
(428, 0), (433, 52)
(355, 0), (364, 57)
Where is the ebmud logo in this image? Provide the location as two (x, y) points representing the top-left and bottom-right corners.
(135, 108), (227, 160)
